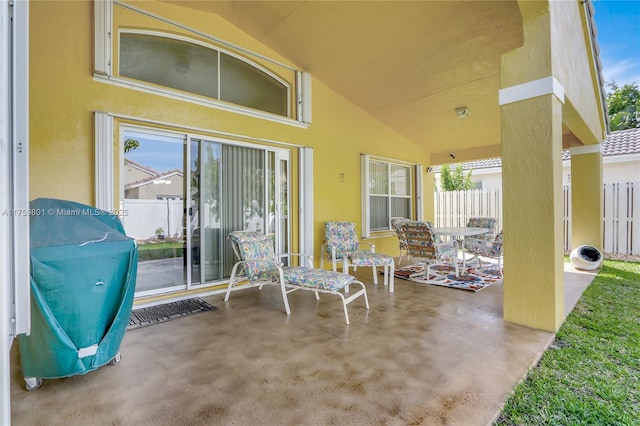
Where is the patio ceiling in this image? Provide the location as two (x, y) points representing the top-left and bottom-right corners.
(167, 0), (525, 163)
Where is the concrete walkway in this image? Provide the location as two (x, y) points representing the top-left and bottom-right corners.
(10, 262), (596, 425)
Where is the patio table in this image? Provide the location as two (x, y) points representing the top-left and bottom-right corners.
(433, 227), (490, 268)
(433, 226), (489, 239)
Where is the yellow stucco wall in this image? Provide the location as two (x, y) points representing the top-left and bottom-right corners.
(29, 0), (426, 260)
(550, 0), (606, 144)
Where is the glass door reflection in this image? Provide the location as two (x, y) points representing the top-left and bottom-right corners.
(122, 130), (187, 295)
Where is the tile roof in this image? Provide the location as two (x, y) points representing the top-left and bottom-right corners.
(439, 128), (640, 171)
(601, 128), (640, 156)
(125, 169), (183, 189)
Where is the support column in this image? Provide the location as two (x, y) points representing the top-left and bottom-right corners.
(500, 1), (565, 332)
(501, 95), (565, 332)
(570, 145), (603, 251)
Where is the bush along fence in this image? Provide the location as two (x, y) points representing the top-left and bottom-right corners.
(434, 182), (639, 255)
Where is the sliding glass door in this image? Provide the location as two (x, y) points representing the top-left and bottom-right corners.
(123, 130), (187, 295)
(121, 127), (290, 297)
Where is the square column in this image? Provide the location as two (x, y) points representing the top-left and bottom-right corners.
(501, 94), (565, 332)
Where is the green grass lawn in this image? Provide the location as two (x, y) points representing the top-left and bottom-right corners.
(496, 260), (640, 425)
(137, 241), (183, 251)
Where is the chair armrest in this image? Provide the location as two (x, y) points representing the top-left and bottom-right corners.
(435, 239), (458, 251)
(433, 239), (458, 263)
(464, 237), (493, 251)
(358, 241), (376, 252)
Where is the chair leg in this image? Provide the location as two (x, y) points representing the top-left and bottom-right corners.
(225, 263), (243, 301)
(279, 281), (291, 315)
(344, 262), (350, 294)
(389, 263), (395, 293)
(383, 265), (388, 286)
(337, 281), (370, 325)
(372, 265), (379, 285)
(342, 296), (350, 325)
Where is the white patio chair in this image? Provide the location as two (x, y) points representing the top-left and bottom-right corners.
(226, 231), (369, 324)
(463, 230), (504, 276)
(321, 221), (395, 293)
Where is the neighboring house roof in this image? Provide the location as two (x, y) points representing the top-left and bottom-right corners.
(437, 128), (640, 172)
(124, 158), (159, 175)
(125, 169), (183, 190)
(601, 128), (640, 156)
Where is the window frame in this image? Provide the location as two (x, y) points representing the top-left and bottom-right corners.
(361, 155), (423, 238)
(118, 30), (291, 118)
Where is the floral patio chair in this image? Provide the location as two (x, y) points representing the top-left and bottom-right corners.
(321, 221), (395, 293)
(466, 217), (497, 240)
(226, 231), (369, 324)
(463, 230), (504, 276)
(465, 217), (498, 266)
(390, 217), (410, 266)
(400, 220), (459, 281)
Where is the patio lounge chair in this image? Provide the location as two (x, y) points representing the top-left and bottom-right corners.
(463, 230), (504, 275)
(226, 231), (369, 325)
(321, 221), (395, 293)
(401, 220), (459, 281)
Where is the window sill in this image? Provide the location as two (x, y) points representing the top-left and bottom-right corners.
(93, 74), (310, 129)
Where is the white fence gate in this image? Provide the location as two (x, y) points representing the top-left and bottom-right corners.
(434, 182), (639, 255)
(602, 182), (639, 255)
(434, 188), (503, 233)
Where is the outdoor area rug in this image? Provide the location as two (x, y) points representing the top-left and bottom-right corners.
(127, 297), (217, 330)
(393, 263), (502, 292)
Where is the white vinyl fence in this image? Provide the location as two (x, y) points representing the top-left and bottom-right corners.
(122, 198), (184, 241)
(434, 182), (639, 255)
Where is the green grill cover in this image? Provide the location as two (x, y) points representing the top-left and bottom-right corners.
(19, 198), (137, 379)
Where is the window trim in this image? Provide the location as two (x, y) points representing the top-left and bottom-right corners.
(361, 154), (422, 239)
(95, 112), (311, 286)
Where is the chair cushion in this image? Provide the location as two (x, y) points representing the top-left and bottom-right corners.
(466, 217), (497, 240)
(256, 266), (314, 284)
(236, 239), (278, 279)
(325, 222), (359, 257)
(257, 268), (355, 291)
(350, 251), (394, 266)
(295, 269), (356, 291)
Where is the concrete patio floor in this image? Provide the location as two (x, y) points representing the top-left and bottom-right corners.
(10, 262), (596, 426)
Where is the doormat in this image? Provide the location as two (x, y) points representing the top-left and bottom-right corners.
(393, 263), (502, 292)
(127, 297), (217, 330)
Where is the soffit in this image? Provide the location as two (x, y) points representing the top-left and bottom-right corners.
(167, 0), (524, 159)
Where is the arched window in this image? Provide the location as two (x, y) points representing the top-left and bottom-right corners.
(119, 32), (288, 117)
